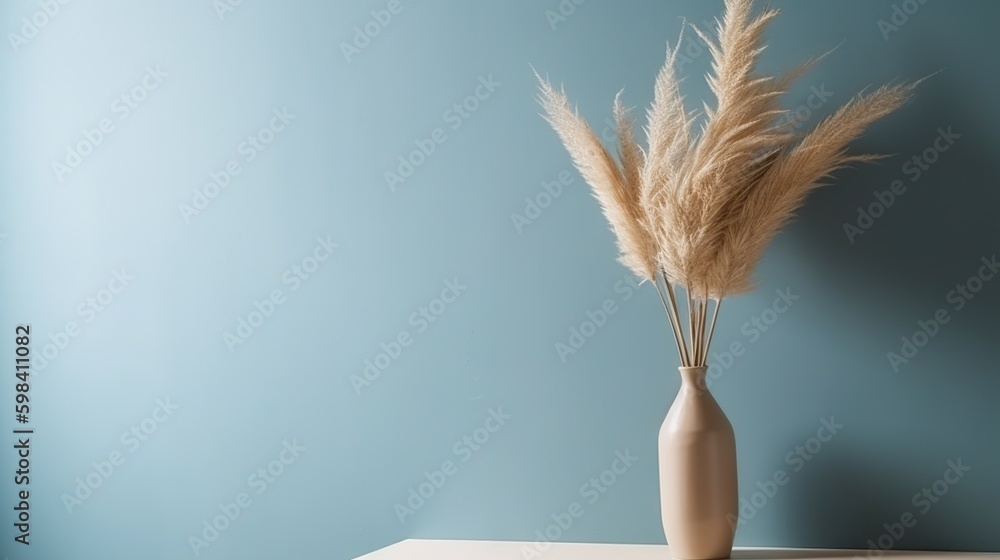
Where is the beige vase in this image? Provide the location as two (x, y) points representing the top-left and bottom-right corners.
(658, 366), (738, 560)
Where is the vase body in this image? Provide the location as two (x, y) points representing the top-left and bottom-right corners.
(658, 366), (737, 560)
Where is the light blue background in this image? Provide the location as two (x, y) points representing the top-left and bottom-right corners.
(2, 1), (998, 559)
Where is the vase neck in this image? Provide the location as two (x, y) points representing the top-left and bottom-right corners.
(678, 366), (709, 393)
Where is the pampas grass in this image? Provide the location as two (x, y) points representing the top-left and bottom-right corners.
(536, 0), (916, 367)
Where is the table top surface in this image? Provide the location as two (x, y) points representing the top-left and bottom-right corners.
(355, 539), (998, 560)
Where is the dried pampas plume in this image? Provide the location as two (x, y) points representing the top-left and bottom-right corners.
(535, 0), (916, 367)
(535, 74), (660, 282)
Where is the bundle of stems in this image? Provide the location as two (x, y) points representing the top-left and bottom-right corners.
(536, 0), (917, 368)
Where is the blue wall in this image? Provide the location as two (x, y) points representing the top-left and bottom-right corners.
(2, 1), (998, 558)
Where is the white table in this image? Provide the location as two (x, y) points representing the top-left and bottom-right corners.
(356, 539), (998, 559)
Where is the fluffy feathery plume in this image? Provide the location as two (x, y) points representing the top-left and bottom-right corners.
(534, 0), (916, 365)
(613, 92), (645, 199)
(535, 73), (660, 281)
(705, 83), (917, 295)
(680, 0), (792, 295)
(641, 37), (695, 286)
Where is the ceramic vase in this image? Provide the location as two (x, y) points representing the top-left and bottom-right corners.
(658, 366), (738, 559)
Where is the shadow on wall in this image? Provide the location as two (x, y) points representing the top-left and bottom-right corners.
(789, 77), (1000, 376)
(791, 80), (1000, 316)
(757, 80), (999, 552)
(780, 445), (992, 553)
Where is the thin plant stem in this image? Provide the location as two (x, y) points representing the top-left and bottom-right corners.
(698, 298), (708, 364)
(697, 298), (707, 366)
(653, 273), (686, 367)
(690, 296), (700, 366)
(685, 287), (695, 367)
(701, 296), (709, 363)
(663, 275), (691, 367)
(695, 293), (703, 365)
(702, 298), (723, 363)
(663, 273), (691, 368)
(695, 298), (705, 364)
